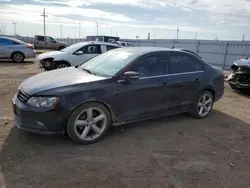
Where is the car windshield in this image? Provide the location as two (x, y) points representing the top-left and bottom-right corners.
(61, 42), (88, 53)
(80, 50), (140, 77)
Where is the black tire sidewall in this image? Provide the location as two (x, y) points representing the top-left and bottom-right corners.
(12, 52), (24, 63)
(67, 102), (112, 145)
(55, 62), (69, 69)
(189, 91), (214, 119)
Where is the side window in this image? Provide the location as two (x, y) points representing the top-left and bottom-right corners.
(37, 36), (45, 41)
(168, 52), (195, 74)
(47, 37), (56, 43)
(131, 54), (166, 77)
(83, 45), (101, 54)
(0, 39), (11, 46)
(12, 41), (20, 45)
(106, 45), (119, 51)
(195, 60), (204, 71)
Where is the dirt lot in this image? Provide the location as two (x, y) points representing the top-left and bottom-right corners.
(0, 59), (250, 188)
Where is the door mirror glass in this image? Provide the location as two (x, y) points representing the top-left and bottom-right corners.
(75, 50), (84, 55)
(124, 71), (140, 81)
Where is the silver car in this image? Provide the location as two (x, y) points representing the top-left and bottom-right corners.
(0, 36), (36, 62)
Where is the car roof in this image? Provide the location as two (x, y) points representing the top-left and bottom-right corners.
(0, 36), (16, 40)
(111, 47), (195, 55)
(86, 41), (120, 47)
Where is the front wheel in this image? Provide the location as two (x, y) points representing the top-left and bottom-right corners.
(55, 62), (70, 69)
(189, 91), (214, 119)
(67, 102), (112, 145)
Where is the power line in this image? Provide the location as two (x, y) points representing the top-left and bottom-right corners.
(41, 8), (48, 36)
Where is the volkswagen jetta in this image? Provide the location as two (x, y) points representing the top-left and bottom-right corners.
(13, 48), (224, 144)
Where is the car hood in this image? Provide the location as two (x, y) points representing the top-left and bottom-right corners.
(38, 51), (68, 60)
(20, 67), (106, 95)
(234, 59), (250, 67)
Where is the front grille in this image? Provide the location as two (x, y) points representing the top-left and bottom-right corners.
(17, 90), (30, 102)
(236, 74), (250, 85)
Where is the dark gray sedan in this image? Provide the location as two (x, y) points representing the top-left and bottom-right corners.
(13, 48), (224, 144)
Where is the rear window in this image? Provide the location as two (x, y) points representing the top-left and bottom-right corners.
(107, 45), (119, 51)
(37, 36), (45, 41)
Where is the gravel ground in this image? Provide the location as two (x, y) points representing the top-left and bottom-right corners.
(0, 59), (250, 188)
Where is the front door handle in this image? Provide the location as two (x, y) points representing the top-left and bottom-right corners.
(162, 82), (167, 86)
(196, 78), (200, 82)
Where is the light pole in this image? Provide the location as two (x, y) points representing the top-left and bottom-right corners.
(13, 22), (17, 35)
(95, 20), (99, 36)
(116, 30), (118, 37)
(60, 24), (62, 38)
(79, 23), (81, 38)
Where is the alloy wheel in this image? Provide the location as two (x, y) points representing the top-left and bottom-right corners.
(197, 94), (213, 117)
(13, 53), (23, 62)
(74, 107), (107, 141)
(57, 64), (68, 69)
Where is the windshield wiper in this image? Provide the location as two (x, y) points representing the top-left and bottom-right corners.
(81, 68), (96, 75)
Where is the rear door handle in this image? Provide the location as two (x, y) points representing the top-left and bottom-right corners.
(196, 78), (200, 82)
(162, 82), (167, 86)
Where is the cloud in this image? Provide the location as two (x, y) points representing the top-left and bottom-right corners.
(0, 4), (136, 24)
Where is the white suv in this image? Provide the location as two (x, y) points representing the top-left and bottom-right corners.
(38, 41), (120, 70)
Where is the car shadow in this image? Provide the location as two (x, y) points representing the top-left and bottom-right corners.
(0, 59), (35, 66)
(1, 110), (250, 188)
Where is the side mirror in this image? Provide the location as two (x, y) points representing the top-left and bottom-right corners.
(75, 51), (84, 55)
(124, 71), (140, 81)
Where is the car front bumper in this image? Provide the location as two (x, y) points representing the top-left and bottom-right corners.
(226, 81), (250, 89)
(12, 96), (68, 135)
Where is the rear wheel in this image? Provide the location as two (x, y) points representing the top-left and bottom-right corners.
(58, 46), (65, 51)
(67, 102), (112, 145)
(189, 91), (214, 119)
(12, 52), (24, 63)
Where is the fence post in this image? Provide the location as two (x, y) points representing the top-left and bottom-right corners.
(222, 42), (229, 69)
(196, 40), (200, 55)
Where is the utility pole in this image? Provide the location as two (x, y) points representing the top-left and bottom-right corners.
(116, 30), (118, 37)
(79, 23), (81, 38)
(60, 24), (62, 38)
(242, 34), (245, 41)
(41, 8), (48, 36)
(195, 32), (197, 40)
(177, 27), (179, 40)
(95, 20), (99, 36)
(110, 27), (112, 36)
(13, 22), (17, 35)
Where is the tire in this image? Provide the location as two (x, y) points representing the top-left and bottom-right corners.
(67, 102), (112, 145)
(12, 52), (25, 63)
(229, 83), (238, 90)
(58, 46), (65, 51)
(55, 62), (70, 69)
(188, 91), (214, 119)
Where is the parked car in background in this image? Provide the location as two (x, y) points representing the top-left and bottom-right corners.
(111, 41), (134, 47)
(225, 57), (250, 90)
(34, 35), (68, 50)
(0, 36), (36, 62)
(38, 41), (121, 70)
(13, 48), (224, 144)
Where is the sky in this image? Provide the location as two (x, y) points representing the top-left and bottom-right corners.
(0, 0), (250, 40)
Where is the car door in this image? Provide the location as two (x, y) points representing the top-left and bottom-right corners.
(166, 51), (204, 113)
(0, 38), (13, 58)
(46, 36), (57, 49)
(72, 44), (102, 66)
(115, 52), (168, 121)
(35, 36), (46, 49)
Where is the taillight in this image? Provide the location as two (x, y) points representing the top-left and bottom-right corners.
(223, 72), (228, 79)
(27, 45), (34, 49)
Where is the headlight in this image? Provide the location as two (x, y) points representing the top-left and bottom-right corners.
(27, 97), (59, 108)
